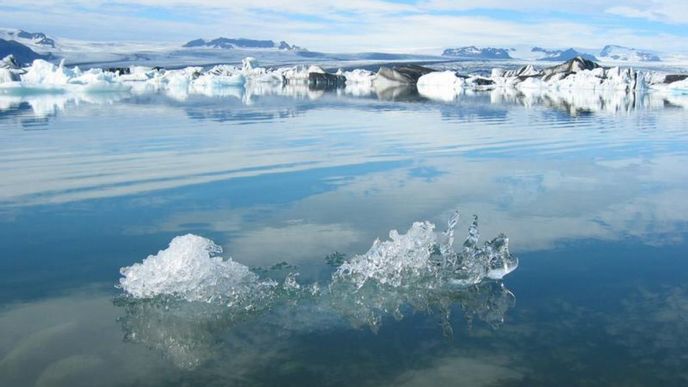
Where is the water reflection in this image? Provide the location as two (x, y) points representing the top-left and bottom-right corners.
(115, 280), (515, 370)
(2, 80), (686, 127)
(2, 257), (687, 386)
(2, 63), (688, 386)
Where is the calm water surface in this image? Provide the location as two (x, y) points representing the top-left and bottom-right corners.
(1, 89), (688, 386)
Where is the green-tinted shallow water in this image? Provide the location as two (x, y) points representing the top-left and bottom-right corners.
(1, 90), (687, 386)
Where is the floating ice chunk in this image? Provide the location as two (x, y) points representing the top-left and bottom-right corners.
(327, 212), (518, 330)
(343, 69), (376, 85)
(417, 71), (461, 87)
(417, 71), (465, 101)
(0, 59), (131, 93)
(332, 213), (518, 290)
(118, 234), (276, 305)
(20, 59), (73, 86)
(307, 65), (325, 74)
(334, 221), (438, 289)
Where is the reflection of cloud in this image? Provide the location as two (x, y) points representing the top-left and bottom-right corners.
(2, 92), (688, 253)
(136, 151), (688, 264)
(606, 286), (688, 362)
(228, 222), (362, 265)
(0, 290), (170, 387)
(390, 354), (522, 387)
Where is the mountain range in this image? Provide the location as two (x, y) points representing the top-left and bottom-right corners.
(442, 46), (512, 59)
(0, 27), (677, 68)
(183, 38), (304, 51)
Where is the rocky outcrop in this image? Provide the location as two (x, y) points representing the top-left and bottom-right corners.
(104, 67), (132, 75)
(308, 72), (346, 90)
(664, 74), (688, 84)
(16, 30), (56, 48)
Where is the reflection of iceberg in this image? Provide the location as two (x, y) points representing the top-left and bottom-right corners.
(0, 92), (129, 118)
(116, 276), (516, 369)
(117, 212), (518, 368)
(489, 88), (642, 115)
(115, 298), (227, 369)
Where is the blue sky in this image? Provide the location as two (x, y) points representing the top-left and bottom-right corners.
(2, 0), (687, 53)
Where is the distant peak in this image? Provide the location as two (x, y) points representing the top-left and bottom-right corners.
(0, 28), (56, 48)
(599, 44), (660, 62)
(442, 46), (511, 59)
(183, 37), (305, 51)
(532, 47), (597, 62)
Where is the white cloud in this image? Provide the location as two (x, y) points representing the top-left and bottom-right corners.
(606, 1), (688, 24)
(1, 0), (687, 52)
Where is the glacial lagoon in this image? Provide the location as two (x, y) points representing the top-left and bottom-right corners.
(1, 85), (688, 386)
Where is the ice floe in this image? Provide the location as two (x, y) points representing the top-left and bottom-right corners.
(2, 55), (686, 111)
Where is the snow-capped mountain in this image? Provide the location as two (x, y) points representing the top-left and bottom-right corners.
(599, 45), (660, 62)
(532, 47), (597, 62)
(0, 38), (48, 65)
(183, 38), (304, 51)
(0, 28), (57, 51)
(442, 46), (512, 59)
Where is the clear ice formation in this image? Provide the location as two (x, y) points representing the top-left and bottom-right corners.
(118, 212), (517, 305)
(117, 212), (519, 368)
(326, 213), (517, 330)
(118, 234), (277, 306)
(333, 212), (517, 290)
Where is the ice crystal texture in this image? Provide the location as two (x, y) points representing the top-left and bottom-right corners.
(118, 234), (276, 305)
(116, 212), (519, 367)
(333, 212), (518, 289)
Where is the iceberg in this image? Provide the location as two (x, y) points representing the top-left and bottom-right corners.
(2, 55), (685, 110)
(0, 59), (131, 93)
